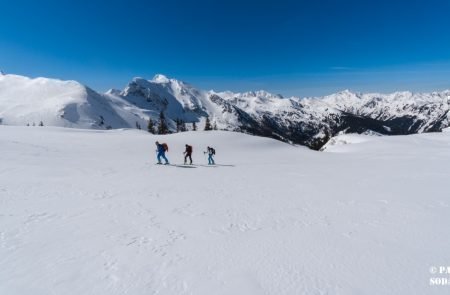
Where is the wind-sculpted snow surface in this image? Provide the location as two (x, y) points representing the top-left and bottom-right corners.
(1, 73), (450, 149)
(0, 126), (449, 294)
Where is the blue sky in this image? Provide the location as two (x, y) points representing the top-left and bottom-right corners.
(1, 0), (450, 96)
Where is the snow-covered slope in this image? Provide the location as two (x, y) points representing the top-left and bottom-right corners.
(320, 130), (383, 152)
(1, 126), (449, 294)
(0, 74), (149, 129)
(110, 74), (241, 130)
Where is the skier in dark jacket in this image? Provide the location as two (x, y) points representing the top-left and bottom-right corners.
(184, 144), (193, 165)
(155, 141), (169, 165)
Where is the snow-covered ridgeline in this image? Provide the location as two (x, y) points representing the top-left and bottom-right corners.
(1, 73), (449, 149)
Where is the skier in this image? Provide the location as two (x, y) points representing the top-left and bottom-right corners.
(205, 146), (215, 165)
(155, 141), (169, 165)
(184, 144), (193, 165)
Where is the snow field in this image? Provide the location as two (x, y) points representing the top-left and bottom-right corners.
(1, 126), (449, 294)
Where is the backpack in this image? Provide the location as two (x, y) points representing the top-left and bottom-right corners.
(186, 145), (192, 153)
(211, 147), (215, 155)
(162, 143), (169, 152)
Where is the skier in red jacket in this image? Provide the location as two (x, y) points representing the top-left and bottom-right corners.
(184, 144), (193, 165)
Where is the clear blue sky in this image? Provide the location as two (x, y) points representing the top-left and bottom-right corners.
(1, 0), (450, 96)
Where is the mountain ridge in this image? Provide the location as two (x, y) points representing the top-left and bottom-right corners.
(1, 73), (449, 149)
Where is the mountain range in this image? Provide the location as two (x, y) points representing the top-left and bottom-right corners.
(1, 72), (449, 150)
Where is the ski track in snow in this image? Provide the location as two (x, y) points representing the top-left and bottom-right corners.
(1, 126), (450, 294)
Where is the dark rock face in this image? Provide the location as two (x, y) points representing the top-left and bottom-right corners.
(231, 110), (449, 150)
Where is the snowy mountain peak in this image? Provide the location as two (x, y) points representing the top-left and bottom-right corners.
(130, 77), (151, 86)
(152, 74), (170, 83)
(241, 90), (284, 99)
(332, 89), (362, 99)
(338, 89), (354, 95)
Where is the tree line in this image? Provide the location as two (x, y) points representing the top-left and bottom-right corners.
(144, 111), (218, 134)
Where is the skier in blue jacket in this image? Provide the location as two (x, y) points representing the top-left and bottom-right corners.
(155, 141), (169, 165)
(205, 146), (215, 165)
